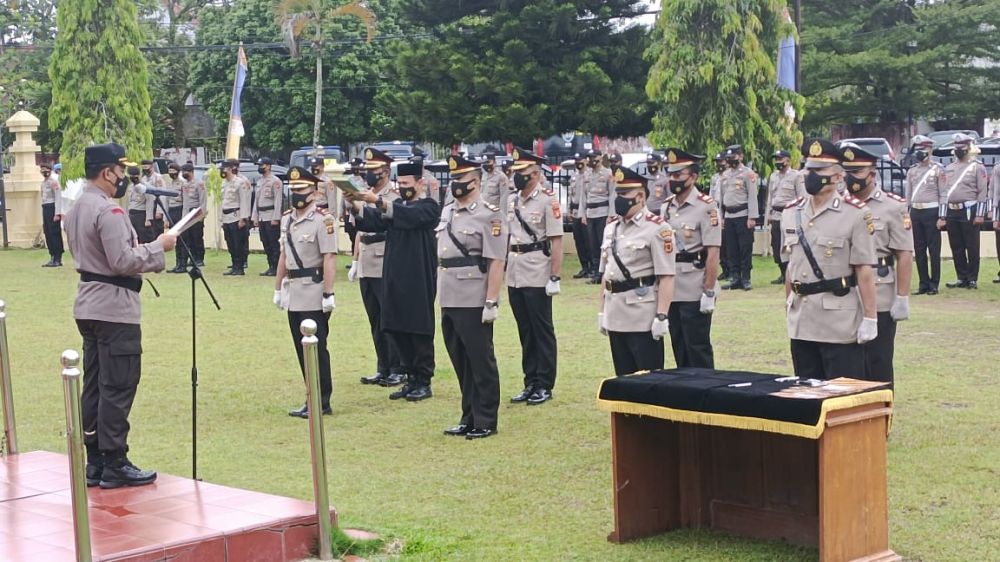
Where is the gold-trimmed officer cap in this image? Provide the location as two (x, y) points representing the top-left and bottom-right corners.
(448, 154), (481, 177)
(85, 142), (137, 170)
(614, 166), (650, 191)
(281, 166), (321, 190)
(362, 147), (394, 169)
(664, 147), (706, 173)
(802, 138), (843, 169)
(510, 146), (546, 171)
(839, 143), (880, 169)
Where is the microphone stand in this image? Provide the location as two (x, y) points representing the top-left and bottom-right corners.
(153, 197), (220, 481)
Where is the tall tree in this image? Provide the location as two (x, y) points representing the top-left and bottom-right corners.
(0, 0), (58, 150)
(377, 0), (654, 146)
(277, 0), (376, 147)
(48, 0), (153, 180)
(646, 0), (803, 167)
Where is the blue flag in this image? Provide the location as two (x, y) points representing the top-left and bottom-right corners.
(777, 9), (796, 91)
(228, 46), (248, 137)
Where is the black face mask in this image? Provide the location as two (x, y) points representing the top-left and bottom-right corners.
(727, 159), (739, 168)
(483, 164), (495, 172)
(614, 195), (636, 217)
(915, 150), (929, 162)
(365, 171), (381, 188)
(669, 179), (688, 195)
(588, 160), (599, 168)
(648, 164), (659, 174)
(114, 174), (129, 198)
(398, 186), (417, 201)
(130, 176), (140, 184)
(219, 169), (228, 178)
(450, 180), (474, 199)
(804, 171), (833, 195)
(257, 167), (267, 175)
(42, 171), (50, 177)
(513, 173), (531, 190)
(168, 172), (179, 179)
(954, 148), (968, 160)
(182, 172), (193, 180)
(575, 163), (585, 171)
(142, 168), (152, 176)
(291, 191), (310, 209)
(775, 162), (788, 170)
(311, 168), (322, 176)
(716, 165), (726, 173)
(844, 172), (870, 194)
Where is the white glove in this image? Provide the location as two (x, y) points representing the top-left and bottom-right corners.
(857, 316), (878, 344)
(545, 278), (561, 296)
(322, 294), (336, 313)
(272, 290), (282, 310)
(482, 304), (498, 324)
(651, 316), (670, 341)
(347, 260), (359, 282)
(699, 292), (716, 314)
(890, 295), (909, 321)
(597, 313), (608, 336)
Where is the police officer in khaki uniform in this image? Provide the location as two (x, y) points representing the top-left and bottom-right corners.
(719, 145), (759, 290)
(39, 163), (65, 267)
(841, 144), (913, 384)
(905, 135), (946, 294)
(350, 147), (405, 388)
(65, 142), (177, 488)
(308, 156), (336, 211)
(126, 167), (154, 244)
(438, 155), (506, 440)
(140, 159), (167, 238)
(991, 162), (1000, 284)
(273, 166), (337, 418)
(660, 149), (721, 368)
(253, 157), (284, 276)
(480, 151), (510, 213)
(766, 150), (804, 285)
(506, 147), (564, 405)
(645, 152), (670, 213)
(163, 163), (188, 273)
(568, 153), (592, 278)
(581, 148), (615, 284)
(220, 159), (252, 275)
(782, 139), (878, 380)
(709, 153), (729, 279)
(180, 163), (207, 267)
(939, 133), (989, 289)
(598, 166), (675, 376)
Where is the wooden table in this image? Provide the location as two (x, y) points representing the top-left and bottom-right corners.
(598, 371), (899, 562)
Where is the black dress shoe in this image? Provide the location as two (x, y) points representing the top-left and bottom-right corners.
(380, 372), (406, 387)
(770, 275), (785, 285)
(510, 386), (534, 403)
(259, 268), (276, 277)
(527, 388), (553, 405)
(718, 272), (731, 281)
(405, 385), (433, 402)
(993, 276), (1000, 284)
(360, 372), (386, 385)
(926, 288), (938, 295)
(443, 424), (470, 436)
(741, 280), (753, 291)
(53, 259), (63, 267)
(465, 428), (496, 440)
(916, 287), (928, 295)
(86, 462), (103, 487)
(225, 268), (244, 276)
(288, 404), (309, 418)
(99, 458), (157, 489)
(722, 279), (741, 290)
(168, 265), (187, 273)
(967, 281), (978, 289)
(572, 269), (589, 279)
(587, 276), (602, 285)
(41, 259), (57, 267)
(389, 384), (413, 400)
(945, 280), (967, 289)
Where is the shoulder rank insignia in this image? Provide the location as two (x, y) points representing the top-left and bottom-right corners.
(283, 209), (292, 216)
(786, 197), (804, 209)
(659, 227), (673, 253)
(490, 219), (502, 237)
(885, 192), (906, 203)
(845, 196), (866, 209)
(647, 213), (664, 224)
(550, 197), (561, 219)
(698, 193), (714, 204)
(484, 202), (500, 212)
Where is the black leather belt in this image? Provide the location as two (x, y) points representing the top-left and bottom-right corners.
(605, 275), (657, 294)
(791, 275), (857, 297)
(257, 205), (274, 212)
(222, 207), (238, 215)
(724, 204), (749, 214)
(440, 256), (487, 270)
(569, 203), (579, 211)
(586, 201), (608, 208)
(771, 205), (785, 214)
(676, 250), (706, 268)
(875, 255), (895, 277)
(80, 272), (142, 293)
(510, 241), (550, 254)
(361, 233), (386, 245)
(288, 267), (323, 282)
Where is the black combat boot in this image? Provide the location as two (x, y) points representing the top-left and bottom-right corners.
(99, 451), (157, 489)
(85, 445), (104, 487)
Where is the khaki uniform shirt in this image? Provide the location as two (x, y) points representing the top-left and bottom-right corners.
(991, 165), (1000, 218)
(280, 207), (337, 312)
(904, 161), (945, 208)
(767, 168), (804, 221)
(40, 176), (63, 214)
(661, 193), (722, 302)
(165, 175), (184, 209)
(65, 184), (166, 325)
(252, 175), (284, 223)
(943, 159), (989, 217)
(506, 186), (563, 288)
(582, 166), (614, 219)
(719, 164), (759, 218)
(126, 182), (154, 220)
(220, 175), (252, 224)
(144, 172), (168, 217)
(781, 195), (876, 344)
(709, 172), (723, 202)
(358, 186), (401, 279)
(481, 169), (510, 212)
(436, 199), (506, 308)
(182, 178), (207, 215)
(646, 170), (670, 213)
(600, 212), (676, 332)
(570, 168), (588, 218)
(864, 189), (913, 312)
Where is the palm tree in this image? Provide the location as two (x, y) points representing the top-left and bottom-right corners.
(277, 0), (376, 147)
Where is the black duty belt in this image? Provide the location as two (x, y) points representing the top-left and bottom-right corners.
(80, 272), (143, 293)
(569, 203), (579, 211)
(791, 275), (857, 297)
(586, 201), (609, 209)
(510, 240), (550, 254)
(287, 267), (324, 282)
(771, 205), (786, 214)
(361, 233), (386, 245)
(222, 207), (238, 215)
(875, 255), (895, 277)
(724, 204), (749, 214)
(440, 256), (487, 270)
(605, 274), (657, 294)
(675, 250), (706, 268)
(257, 205), (274, 212)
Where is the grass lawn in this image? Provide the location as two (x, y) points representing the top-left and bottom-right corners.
(1, 247), (998, 561)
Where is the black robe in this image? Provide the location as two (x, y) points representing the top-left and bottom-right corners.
(354, 197), (440, 335)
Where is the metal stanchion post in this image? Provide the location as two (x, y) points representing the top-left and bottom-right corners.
(0, 299), (17, 455)
(60, 350), (92, 562)
(301, 319), (332, 560)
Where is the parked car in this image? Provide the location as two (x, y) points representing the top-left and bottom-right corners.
(927, 129), (980, 148)
(288, 145), (346, 168)
(836, 138), (906, 195)
(370, 141), (421, 161)
(193, 160), (290, 214)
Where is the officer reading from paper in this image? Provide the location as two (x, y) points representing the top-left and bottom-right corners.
(64, 142), (177, 489)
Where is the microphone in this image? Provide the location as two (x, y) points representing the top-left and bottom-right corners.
(135, 184), (180, 198)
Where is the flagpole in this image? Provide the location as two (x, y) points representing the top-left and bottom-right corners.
(224, 42), (245, 160)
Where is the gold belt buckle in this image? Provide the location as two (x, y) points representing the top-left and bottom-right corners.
(792, 281), (802, 295)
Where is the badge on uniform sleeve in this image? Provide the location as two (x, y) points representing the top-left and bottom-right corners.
(709, 208), (719, 227)
(551, 198), (561, 219)
(659, 228), (673, 253)
(490, 219), (502, 237)
(902, 212), (912, 230)
(324, 214), (335, 234)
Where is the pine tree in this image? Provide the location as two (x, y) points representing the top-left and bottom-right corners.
(646, 0), (803, 168)
(48, 0), (152, 181)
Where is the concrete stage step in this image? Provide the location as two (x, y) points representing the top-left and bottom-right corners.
(0, 450), (336, 561)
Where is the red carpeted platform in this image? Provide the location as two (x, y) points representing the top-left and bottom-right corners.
(0, 451), (336, 561)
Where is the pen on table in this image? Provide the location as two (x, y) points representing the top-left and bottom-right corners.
(727, 382), (752, 388)
(774, 376), (798, 382)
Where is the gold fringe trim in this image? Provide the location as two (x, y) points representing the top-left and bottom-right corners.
(596, 378), (893, 440)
